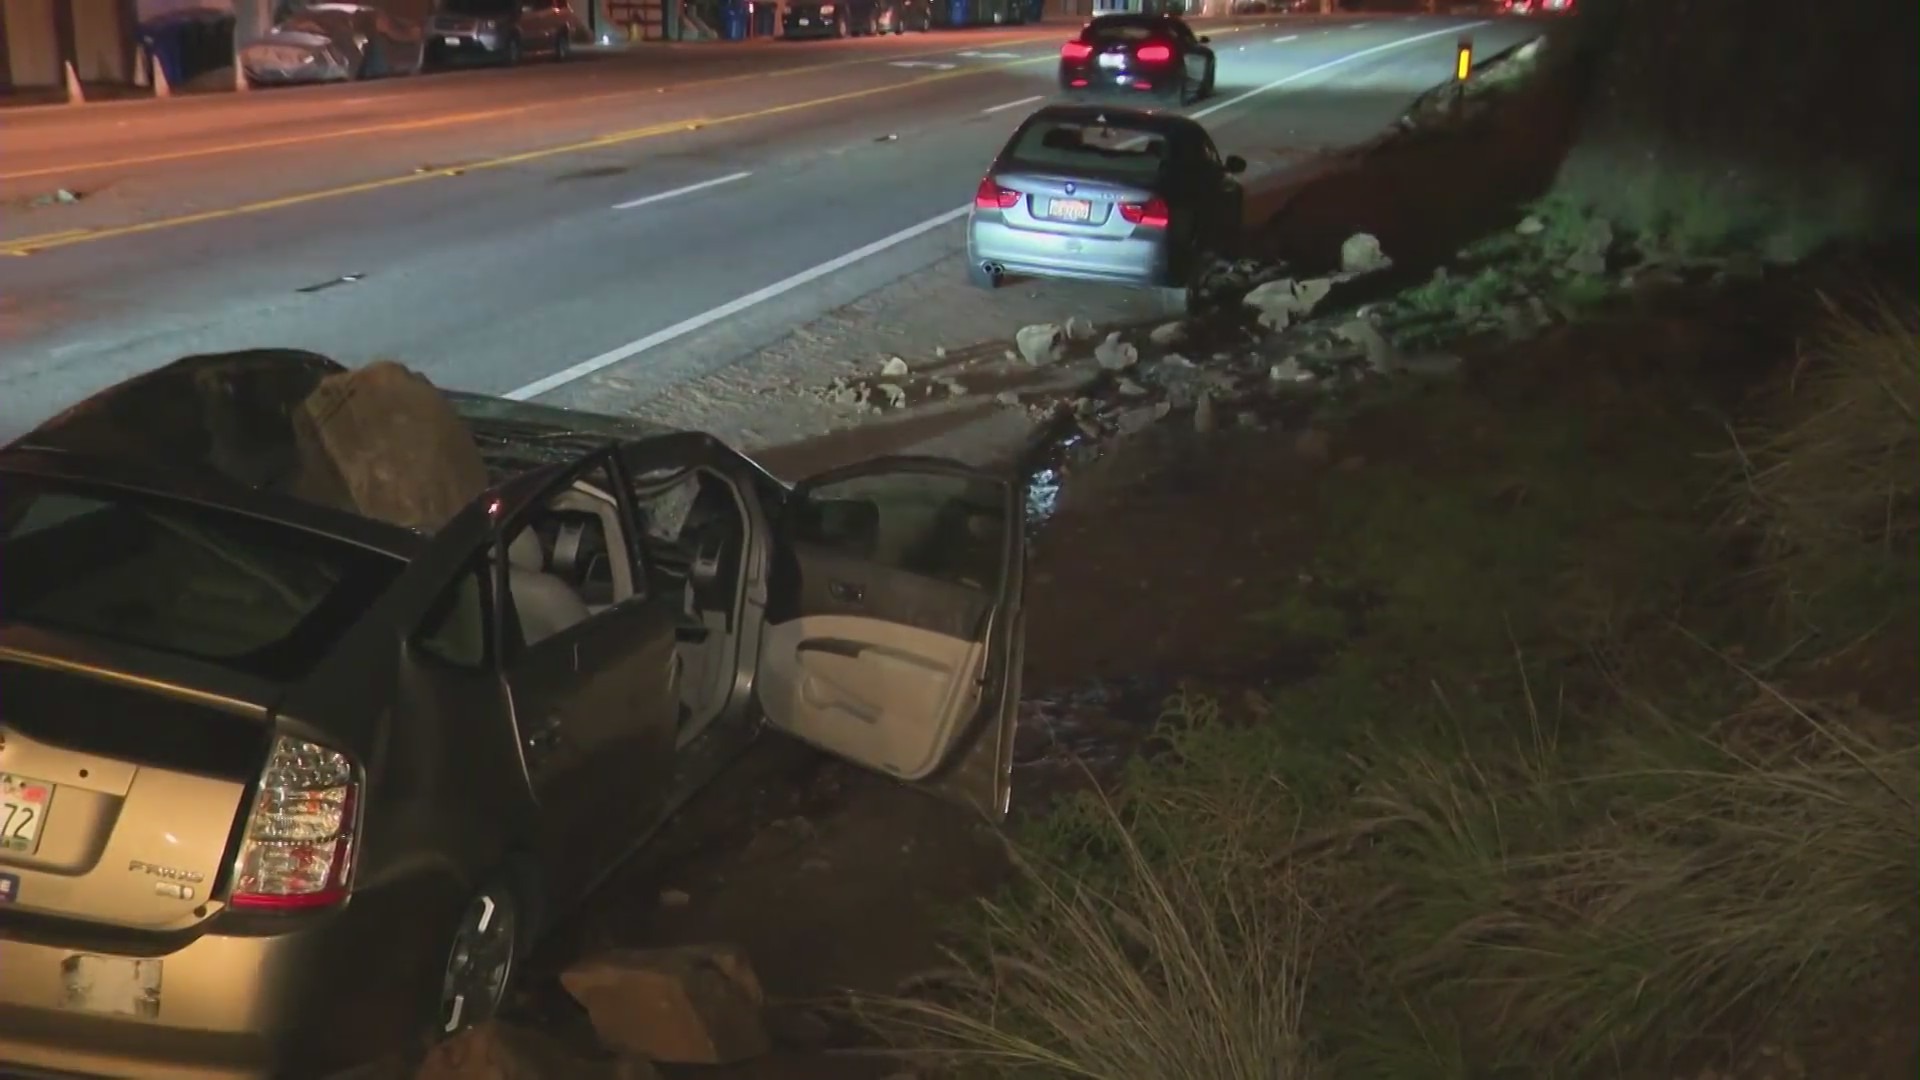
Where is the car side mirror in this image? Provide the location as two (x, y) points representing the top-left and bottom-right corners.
(1224, 154), (1247, 175)
(1198, 34), (1211, 43)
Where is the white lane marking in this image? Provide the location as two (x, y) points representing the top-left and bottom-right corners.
(1272, 34), (1299, 42)
(1192, 19), (1486, 120)
(982, 94), (1045, 114)
(505, 207), (971, 401)
(509, 23), (1488, 401)
(891, 60), (957, 70)
(958, 50), (1023, 59)
(611, 171), (752, 211)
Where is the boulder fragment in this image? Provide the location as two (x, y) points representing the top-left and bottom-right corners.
(560, 946), (769, 1066)
(289, 360), (489, 531)
(1149, 320), (1187, 346)
(1340, 232), (1391, 274)
(1015, 323), (1067, 365)
(1093, 331), (1138, 371)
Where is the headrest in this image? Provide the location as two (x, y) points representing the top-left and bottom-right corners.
(506, 528), (545, 572)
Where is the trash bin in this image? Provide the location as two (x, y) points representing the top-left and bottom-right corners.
(138, 8), (234, 89)
(947, 0), (971, 25)
(722, 0), (749, 39)
(750, 1), (777, 36)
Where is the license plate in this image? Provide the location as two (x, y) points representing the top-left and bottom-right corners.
(798, 16), (811, 23)
(1, 772), (51, 856)
(1047, 198), (1092, 222)
(444, 35), (460, 44)
(1097, 52), (1124, 68)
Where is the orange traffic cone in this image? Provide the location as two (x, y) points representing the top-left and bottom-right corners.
(133, 44), (150, 87)
(63, 61), (85, 105)
(154, 54), (173, 98)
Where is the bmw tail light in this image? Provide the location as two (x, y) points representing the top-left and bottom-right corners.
(228, 735), (359, 911)
(1061, 41), (1093, 60)
(1135, 42), (1173, 64)
(1119, 196), (1170, 229)
(974, 176), (1020, 210)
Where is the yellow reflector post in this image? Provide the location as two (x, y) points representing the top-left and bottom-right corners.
(1455, 37), (1473, 81)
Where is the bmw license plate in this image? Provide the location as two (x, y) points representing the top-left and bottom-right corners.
(1047, 198), (1092, 223)
(1097, 52), (1125, 68)
(798, 16), (811, 23)
(444, 35), (460, 44)
(1, 772), (51, 856)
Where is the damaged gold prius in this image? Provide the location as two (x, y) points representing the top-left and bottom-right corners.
(0, 350), (1026, 1080)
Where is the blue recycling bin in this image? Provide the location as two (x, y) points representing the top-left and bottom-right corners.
(948, 0), (971, 24)
(722, 0), (750, 39)
(137, 8), (232, 89)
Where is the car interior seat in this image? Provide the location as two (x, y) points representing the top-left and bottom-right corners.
(504, 527), (592, 645)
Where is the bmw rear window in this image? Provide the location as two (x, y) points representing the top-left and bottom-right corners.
(0, 479), (404, 682)
(1006, 120), (1172, 179)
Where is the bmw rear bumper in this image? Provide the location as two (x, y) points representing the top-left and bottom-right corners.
(968, 217), (1173, 287)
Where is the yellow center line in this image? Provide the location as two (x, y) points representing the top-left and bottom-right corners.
(0, 33), (1067, 183)
(0, 22), (1270, 257)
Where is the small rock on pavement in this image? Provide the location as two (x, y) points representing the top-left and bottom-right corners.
(995, 390), (1022, 406)
(1340, 232), (1392, 275)
(1515, 215), (1545, 236)
(1334, 318), (1400, 374)
(1015, 323), (1067, 365)
(876, 383), (907, 409)
(1269, 358), (1314, 383)
(1094, 331), (1138, 371)
(880, 356), (910, 377)
(414, 1023), (660, 1080)
(658, 888), (691, 909)
(561, 945), (770, 1066)
(1064, 315), (1098, 341)
(1149, 320), (1187, 346)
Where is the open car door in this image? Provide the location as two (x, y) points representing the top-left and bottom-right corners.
(757, 457), (1025, 821)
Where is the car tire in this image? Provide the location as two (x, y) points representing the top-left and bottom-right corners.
(1172, 74), (1193, 106)
(968, 262), (1003, 290)
(436, 883), (521, 1039)
(358, 39), (386, 80)
(554, 30), (571, 60)
(1200, 60), (1215, 98)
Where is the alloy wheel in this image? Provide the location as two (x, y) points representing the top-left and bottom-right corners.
(438, 888), (518, 1037)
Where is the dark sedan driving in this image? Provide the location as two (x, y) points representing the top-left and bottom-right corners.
(1058, 12), (1217, 104)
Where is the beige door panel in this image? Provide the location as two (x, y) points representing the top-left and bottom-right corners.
(759, 615), (986, 779)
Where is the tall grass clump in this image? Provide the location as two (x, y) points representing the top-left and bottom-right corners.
(872, 290), (1919, 1079)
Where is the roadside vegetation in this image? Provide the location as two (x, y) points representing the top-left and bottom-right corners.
(862, 283), (1919, 1079)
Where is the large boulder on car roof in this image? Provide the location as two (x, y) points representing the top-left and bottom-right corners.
(413, 1021), (660, 1080)
(560, 944), (770, 1065)
(288, 359), (491, 531)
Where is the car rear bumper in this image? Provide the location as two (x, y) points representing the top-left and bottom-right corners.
(428, 31), (506, 55)
(0, 882), (455, 1079)
(968, 217), (1172, 287)
(1057, 63), (1178, 95)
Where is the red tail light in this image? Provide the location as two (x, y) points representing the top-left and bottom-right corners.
(228, 734), (359, 911)
(1119, 196), (1170, 229)
(1134, 42), (1173, 64)
(974, 176), (1020, 211)
(1061, 40), (1092, 60)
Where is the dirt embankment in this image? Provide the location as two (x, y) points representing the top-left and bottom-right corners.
(1553, 0), (1919, 257)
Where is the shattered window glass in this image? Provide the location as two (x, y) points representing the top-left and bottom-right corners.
(0, 481), (402, 681)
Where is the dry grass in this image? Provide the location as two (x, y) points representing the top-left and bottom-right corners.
(860, 783), (1317, 1080)
(1727, 292), (1920, 624)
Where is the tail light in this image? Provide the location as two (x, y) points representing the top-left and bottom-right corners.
(1119, 196), (1170, 229)
(974, 176), (1020, 211)
(1134, 42), (1173, 64)
(1061, 40), (1092, 60)
(228, 734), (359, 911)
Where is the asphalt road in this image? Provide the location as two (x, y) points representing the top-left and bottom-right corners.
(0, 14), (1536, 441)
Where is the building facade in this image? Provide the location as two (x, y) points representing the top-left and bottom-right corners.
(1, 0), (140, 90)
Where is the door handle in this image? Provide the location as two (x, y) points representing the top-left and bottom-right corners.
(827, 580), (865, 604)
(524, 714), (565, 756)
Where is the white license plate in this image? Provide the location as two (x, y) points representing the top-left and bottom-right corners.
(1047, 198), (1093, 222)
(444, 35), (461, 44)
(1097, 52), (1124, 68)
(1, 772), (52, 856)
(798, 16), (811, 23)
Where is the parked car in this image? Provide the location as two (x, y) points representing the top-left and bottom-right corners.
(425, 0), (585, 66)
(879, 0), (934, 32)
(1059, 12), (1216, 103)
(0, 350), (1025, 1080)
(966, 103), (1245, 310)
(239, 2), (424, 84)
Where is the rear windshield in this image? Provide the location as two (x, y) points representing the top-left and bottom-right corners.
(1007, 119), (1173, 179)
(441, 0), (515, 13)
(0, 480), (404, 682)
(1088, 22), (1164, 42)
